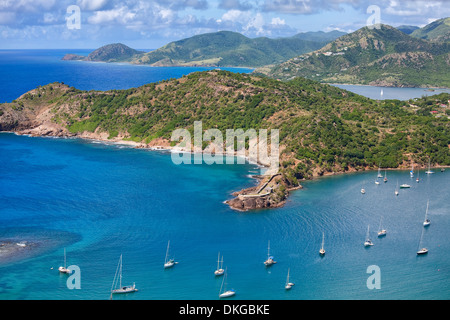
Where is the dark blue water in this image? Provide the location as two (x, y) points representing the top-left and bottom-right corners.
(0, 49), (252, 103)
(0, 51), (449, 300)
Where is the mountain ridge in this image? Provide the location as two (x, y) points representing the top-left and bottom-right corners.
(257, 23), (450, 87)
(62, 30), (345, 68)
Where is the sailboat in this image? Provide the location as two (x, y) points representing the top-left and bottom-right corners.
(264, 240), (276, 266)
(425, 159), (434, 174)
(380, 88), (384, 97)
(110, 254), (138, 295)
(416, 170), (420, 183)
(377, 166), (383, 178)
(383, 170), (388, 183)
(219, 268), (235, 298)
(319, 232), (326, 256)
(395, 180), (399, 196)
(416, 228), (428, 255)
(361, 187), (366, 194)
(364, 225), (373, 247)
(377, 216), (387, 237)
(285, 268), (295, 290)
(400, 183), (411, 188)
(214, 252), (224, 276)
(58, 248), (70, 274)
(423, 200), (431, 227)
(164, 240), (177, 269)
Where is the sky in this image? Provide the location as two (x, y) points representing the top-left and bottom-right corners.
(0, 0), (449, 49)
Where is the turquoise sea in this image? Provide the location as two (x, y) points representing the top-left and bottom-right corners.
(0, 50), (449, 300)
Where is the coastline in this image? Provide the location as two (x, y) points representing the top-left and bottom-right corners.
(3, 128), (286, 212)
(3, 128), (448, 212)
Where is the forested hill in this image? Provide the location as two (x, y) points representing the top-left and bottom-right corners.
(62, 30), (344, 68)
(258, 23), (450, 88)
(1, 71), (449, 188)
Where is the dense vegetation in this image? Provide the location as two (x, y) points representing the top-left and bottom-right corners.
(63, 31), (345, 68)
(1, 71), (449, 188)
(259, 23), (450, 88)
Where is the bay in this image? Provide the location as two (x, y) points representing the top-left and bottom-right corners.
(0, 50), (449, 300)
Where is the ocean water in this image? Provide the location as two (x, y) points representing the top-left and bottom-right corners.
(0, 49), (253, 103)
(0, 50), (449, 300)
(0, 133), (449, 300)
(332, 84), (450, 101)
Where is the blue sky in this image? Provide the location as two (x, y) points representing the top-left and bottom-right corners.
(0, 0), (449, 49)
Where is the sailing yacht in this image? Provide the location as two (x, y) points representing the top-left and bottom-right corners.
(111, 254), (138, 295)
(410, 163), (414, 178)
(377, 217), (387, 237)
(319, 232), (326, 256)
(219, 268), (235, 298)
(58, 248), (70, 274)
(377, 166), (383, 178)
(164, 240), (177, 269)
(416, 228), (428, 255)
(395, 180), (399, 196)
(285, 268), (295, 290)
(400, 183), (411, 188)
(416, 170), (420, 183)
(214, 252), (224, 276)
(383, 170), (388, 183)
(425, 159), (434, 174)
(423, 200), (431, 227)
(364, 225), (373, 247)
(264, 240), (277, 266)
(361, 188), (366, 194)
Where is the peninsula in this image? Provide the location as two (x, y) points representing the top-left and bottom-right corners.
(1, 71), (449, 211)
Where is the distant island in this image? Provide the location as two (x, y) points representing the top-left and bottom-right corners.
(62, 30), (345, 68)
(257, 18), (450, 88)
(1, 71), (449, 211)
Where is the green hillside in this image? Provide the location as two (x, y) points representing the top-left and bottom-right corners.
(259, 24), (450, 87)
(1, 71), (449, 185)
(411, 17), (450, 41)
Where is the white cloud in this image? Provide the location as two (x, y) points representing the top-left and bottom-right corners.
(271, 17), (285, 25)
(77, 0), (110, 11)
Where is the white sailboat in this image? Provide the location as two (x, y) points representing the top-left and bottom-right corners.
(380, 88), (384, 97)
(364, 225), (373, 247)
(383, 170), (388, 183)
(285, 268), (295, 290)
(410, 163), (414, 178)
(395, 180), (399, 196)
(219, 268), (235, 298)
(214, 252), (224, 276)
(377, 166), (383, 178)
(416, 170), (420, 183)
(319, 232), (326, 256)
(264, 240), (276, 266)
(58, 248), (71, 274)
(425, 159), (434, 174)
(377, 216), (387, 237)
(110, 254), (138, 295)
(164, 240), (177, 269)
(400, 183), (411, 188)
(423, 200), (431, 227)
(416, 228), (428, 255)
(361, 187), (366, 194)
